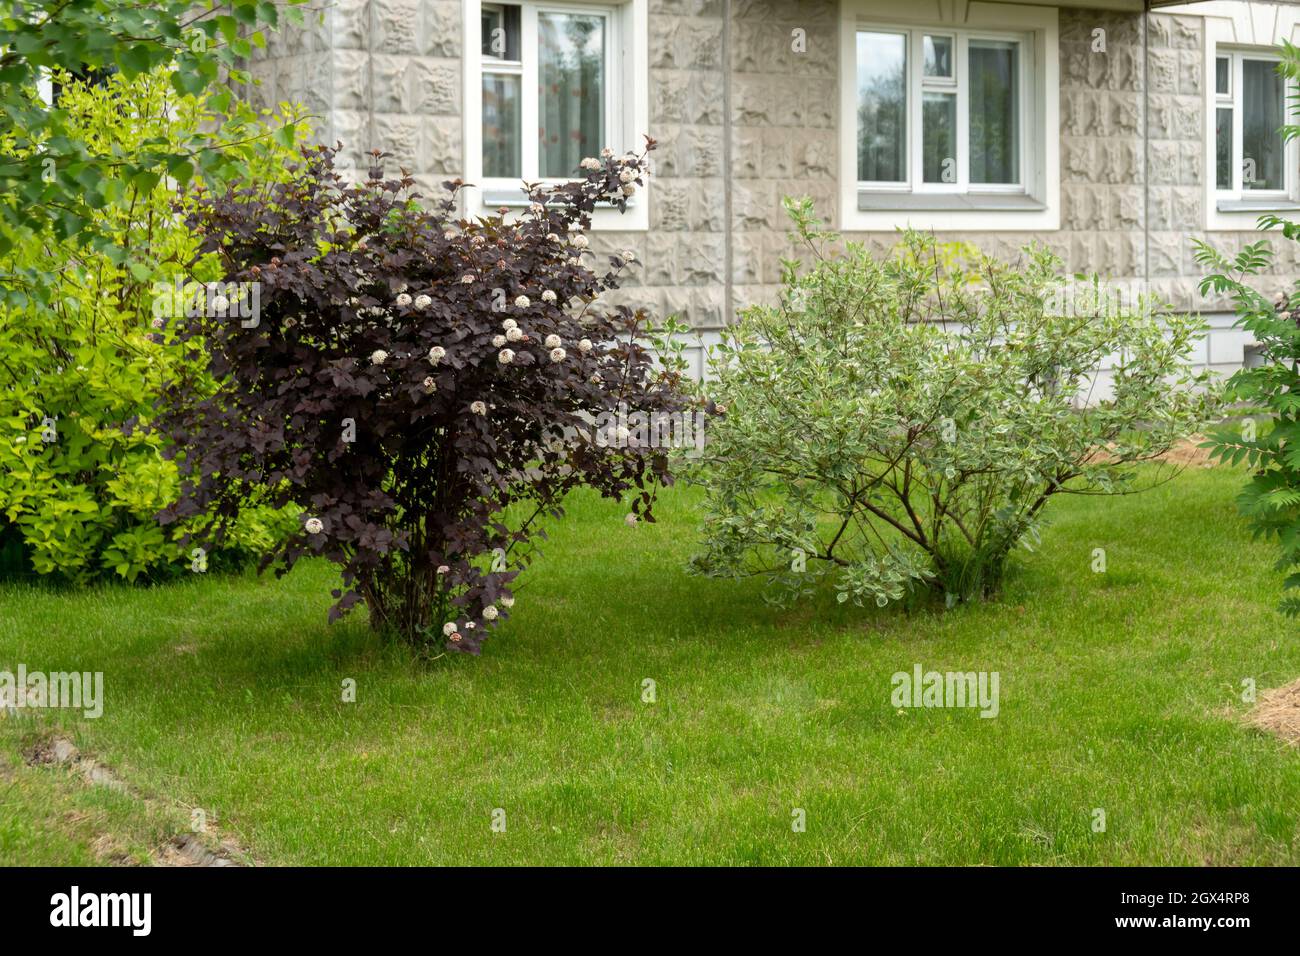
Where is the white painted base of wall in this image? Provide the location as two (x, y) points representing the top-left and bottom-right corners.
(665, 312), (1256, 405)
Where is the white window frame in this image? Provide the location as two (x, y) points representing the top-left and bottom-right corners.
(1189, 0), (1300, 230)
(463, 0), (649, 231)
(839, 0), (1058, 232)
(1214, 50), (1292, 201)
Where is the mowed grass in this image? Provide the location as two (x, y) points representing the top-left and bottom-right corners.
(1, 464), (1298, 865)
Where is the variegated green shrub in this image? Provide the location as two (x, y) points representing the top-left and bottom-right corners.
(690, 199), (1219, 609)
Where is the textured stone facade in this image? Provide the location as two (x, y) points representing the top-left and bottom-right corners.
(248, 1), (1297, 377)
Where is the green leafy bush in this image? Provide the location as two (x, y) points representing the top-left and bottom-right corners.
(0, 68), (305, 582)
(690, 199), (1218, 609)
(1195, 41), (1300, 616)
(1198, 241), (1300, 614)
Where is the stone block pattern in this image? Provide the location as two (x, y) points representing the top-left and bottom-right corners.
(245, 3), (1290, 375)
(724, 0), (839, 329)
(591, 0), (729, 339)
(249, 0), (463, 190)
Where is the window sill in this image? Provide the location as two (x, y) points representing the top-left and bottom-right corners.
(858, 191), (1046, 213)
(481, 187), (635, 211)
(1215, 198), (1300, 214)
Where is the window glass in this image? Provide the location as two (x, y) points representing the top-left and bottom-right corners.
(482, 4), (521, 60)
(1242, 58), (1284, 191)
(1215, 107), (1233, 190)
(924, 35), (953, 79)
(1215, 56), (1230, 96)
(483, 73), (522, 178)
(857, 31), (907, 182)
(969, 39), (1020, 185)
(538, 11), (606, 178)
(922, 92), (957, 183)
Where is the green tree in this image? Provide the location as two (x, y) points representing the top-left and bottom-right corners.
(0, 0), (305, 302)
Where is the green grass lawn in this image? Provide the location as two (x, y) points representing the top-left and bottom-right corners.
(1, 464), (1298, 865)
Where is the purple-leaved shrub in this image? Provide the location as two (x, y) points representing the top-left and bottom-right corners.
(157, 141), (688, 653)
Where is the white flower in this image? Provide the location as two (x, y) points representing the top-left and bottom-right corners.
(572, 234), (589, 250)
(622, 183), (637, 197)
(493, 335), (507, 347)
(442, 622), (458, 636)
(620, 250), (636, 264)
(546, 233), (559, 243)
(414, 294), (431, 310)
(514, 295), (530, 308)
(619, 168), (635, 184)
(501, 595), (515, 608)
(436, 565), (450, 574)
(550, 347), (566, 363)
(305, 517), (324, 535)
(502, 318), (517, 331)
(578, 338), (593, 353)
(371, 350), (388, 365)
(624, 513), (637, 527)
(422, 376), (437, 392)
(601, 147), (614, 159)
(151, 316), (165, 329)
(471, 235), (486, 247)
(545, 334), (562, 349)
(715, 403), (728, 414)
(506, 327), (523, 342)
(530, 202), (544, 215)
(470, 401), (487, 415)
(541, 290), (557, 304)
(498, 349), (515, 364)
(568, 257), (582, 266)
(443, 231), (457, 241)
(460, 274), (475, 284)
(395, 292), (412, 307)
(482, 605), (499, 621)
(394, 281), (409, 293)
(579, 157), (601, 170)
(211, 294), (229, 312)
(428, 346), (446, 364)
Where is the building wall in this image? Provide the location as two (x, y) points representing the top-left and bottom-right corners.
(248, 1), (1299, 379)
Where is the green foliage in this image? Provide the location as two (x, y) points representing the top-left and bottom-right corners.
(1196, 242), (1300, 616)
(1195, 40), (1300, 617)
(0, 67), (307, 583)
(0, 0), (306, 299)
(690, 198), (1219, 609)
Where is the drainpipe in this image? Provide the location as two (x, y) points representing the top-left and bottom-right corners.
(367, 0), (377, 162)
(722, 0), (734, 327)
(1142, 5), (1151, 296)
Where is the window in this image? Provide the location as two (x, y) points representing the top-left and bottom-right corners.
(465, 0), (647, 229)
(1214, 51), (1290, 198)
(856, 27), (1026, 194)
(481, 2), (608, 180)
(839, 2), (1058, 232)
